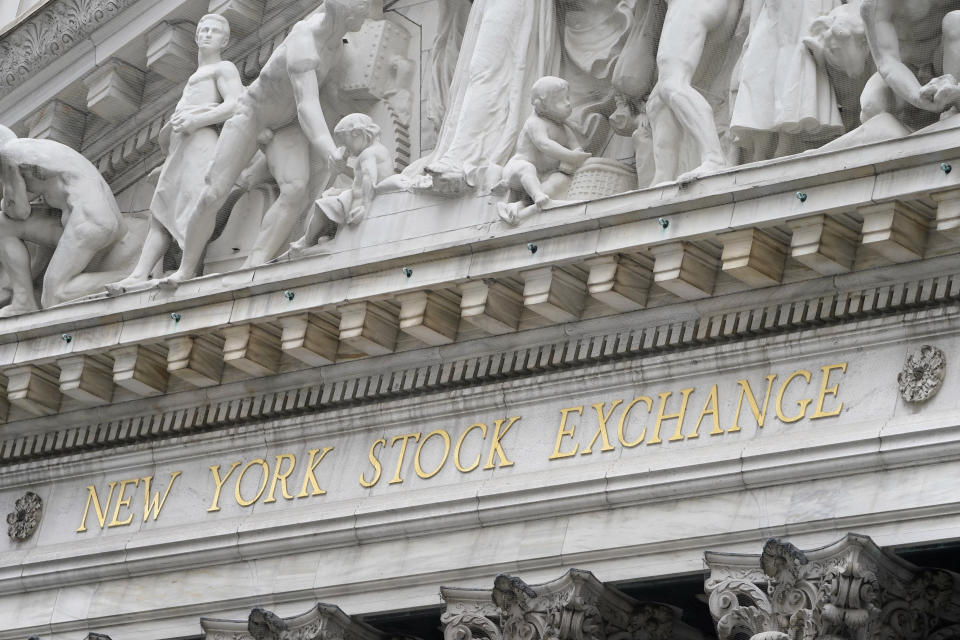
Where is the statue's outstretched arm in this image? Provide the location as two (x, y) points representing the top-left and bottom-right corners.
(862, 0), (936, 110)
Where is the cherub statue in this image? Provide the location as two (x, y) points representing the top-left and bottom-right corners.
(496, 76), (591, 226)
(289, 113), (403, 255)
(106, 13), (242, 294)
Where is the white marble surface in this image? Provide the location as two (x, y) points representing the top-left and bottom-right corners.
(0, 303), (959, 637)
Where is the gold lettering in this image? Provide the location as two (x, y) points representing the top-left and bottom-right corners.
(415, 430), (452, 479)
(234, 459), (269, 507)
(550, 407), (583, 460)
(142, 472), (182, 522)
(729, 375), (777, 432)
(776, 370), (813, 424)
(264, 454), (297, 503)
(389, 433), (421, 484)
(485, 416), (520, 470)
(360, 439), (386, 488)
(107, 478), (139, 527)
(454, 423), (487, 473)
(582, 401), (622, 455)
(688, 385), (722, 439)
(617, 397), (652, 447)
(76, 482), (117, 532)
(297, 447), (333, 497)
(811, 363), (847, 419)
(207, 461), (242, 512)
(650, 388), (695, 444)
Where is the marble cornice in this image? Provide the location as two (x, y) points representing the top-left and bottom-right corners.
(0, 130), (958, 435)
(0, 253), (957, 465)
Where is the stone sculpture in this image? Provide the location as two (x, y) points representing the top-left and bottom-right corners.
(157, 0), (370, 288)
(898, 345), (946, 403)
(289, 113), (403, 254)
(821, 0), (960, 151)
(646, 0), (743, 185)
(865, 0), (960, 123)
(804, 1), (873, 132)
(106, 14), (242, 294)
(0, 125), (137, 315)
(705, 535), (960, 640)
(5, 491), (41, 541)
(423, 0), (471, 138)
(730, 0), (845, 161)
(496, 76), (591, 226)
(410, 0), (560, 195)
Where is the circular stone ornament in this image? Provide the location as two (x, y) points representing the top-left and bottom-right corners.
(6, 491), (42, 541)
(897, 345), (946, 403)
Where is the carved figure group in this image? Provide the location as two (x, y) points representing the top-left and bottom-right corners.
(4, 0), (960, 314)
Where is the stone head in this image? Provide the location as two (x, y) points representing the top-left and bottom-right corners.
(327, 0), (370, 32)
(196, 13), (231, 51)
(804, 3), (869, 79)
(334, 113), (381, 154)
(531, 76), (572, 122)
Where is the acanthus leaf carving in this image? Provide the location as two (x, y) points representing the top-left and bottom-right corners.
(0, 0), (137, 97)
(706, 535), (960, 640)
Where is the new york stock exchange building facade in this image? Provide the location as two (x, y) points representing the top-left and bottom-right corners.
(1, 0), (960, 640)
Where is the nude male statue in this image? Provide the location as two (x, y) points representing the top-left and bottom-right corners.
(0, 126), (128, 315)
(107, 14), (242, 293)
(159, 0), (370, 288)
(860, 0), (960, 123)
(646, 0), (742, 185)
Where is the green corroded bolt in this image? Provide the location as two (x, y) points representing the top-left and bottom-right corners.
(942, 162), (953, 174)
(170, 312), (181, 323)
(658, 217), (669, 229)
(796, 192), (808, 203)
(527, 243), (538, 254)
(61, 333), (72, 343)
(402, 267), (413, 278)
(284, 290), (295, 301)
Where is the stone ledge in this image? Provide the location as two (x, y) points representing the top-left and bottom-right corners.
(0, 252), (958, 458)
(0, 133), (955, 426)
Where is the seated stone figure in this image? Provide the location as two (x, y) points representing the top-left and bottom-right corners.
(0, 125), (137, 316)
(289, 113), (402, 254)
(496, 76), (591, 227)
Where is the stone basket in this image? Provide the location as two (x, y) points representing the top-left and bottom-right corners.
(566, 158), (638, 200)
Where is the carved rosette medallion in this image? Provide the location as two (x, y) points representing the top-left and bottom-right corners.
(6, 491), (42, 541)
(898, 345), (946, 403)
